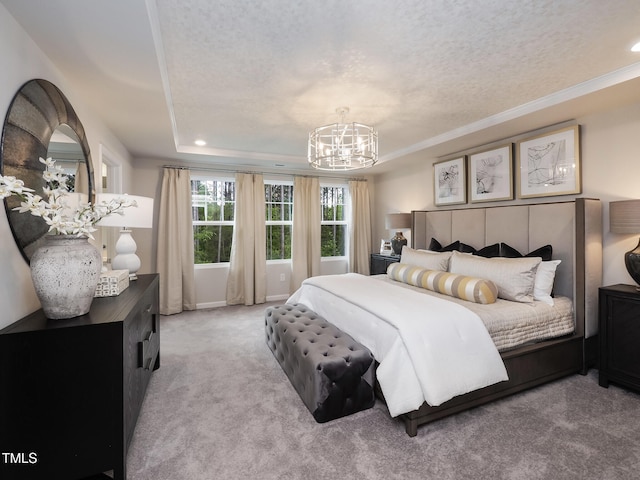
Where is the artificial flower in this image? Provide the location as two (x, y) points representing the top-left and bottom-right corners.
(0, 157), (136, 239)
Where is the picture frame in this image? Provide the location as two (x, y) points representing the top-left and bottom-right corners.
(379, 239), (392, 255)
(434, 156), (466, 206)
(469, 144), (513, 203)
(516, 125), (581, 199)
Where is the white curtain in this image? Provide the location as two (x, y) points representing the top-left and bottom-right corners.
(157, 168), (196, 315)
(226, 173), (267, 305)
(348, 180), (372, 275)
(290, 176), (321, 291)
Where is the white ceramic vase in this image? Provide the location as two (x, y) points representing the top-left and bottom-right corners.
(30, 235), (102, 319)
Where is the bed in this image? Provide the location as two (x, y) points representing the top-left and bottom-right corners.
(288, 198), (602, 436)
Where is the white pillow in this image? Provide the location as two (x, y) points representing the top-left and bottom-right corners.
(449, 251), (541, 303)
(533, 260), (561, 306)
(400, 246), (452, 271)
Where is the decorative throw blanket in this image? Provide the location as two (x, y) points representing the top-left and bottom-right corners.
(287, 273), (508, 416)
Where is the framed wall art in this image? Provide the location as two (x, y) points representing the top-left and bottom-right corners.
(469, 144), (513, 203)
(434, 157), (466, 206)
(516, 125), (581, 199)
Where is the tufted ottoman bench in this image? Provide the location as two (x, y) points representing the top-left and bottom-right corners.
(265, 303), (375, 423)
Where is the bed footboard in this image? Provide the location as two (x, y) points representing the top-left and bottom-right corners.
(381, 334), (583, 437)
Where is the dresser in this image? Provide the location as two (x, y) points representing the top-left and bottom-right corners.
(598, 284), (640, 392)
(0, 274), (160, 480)
(370, 253), (400, 275)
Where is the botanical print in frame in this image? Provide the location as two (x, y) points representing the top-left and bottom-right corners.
(517, 125), (581, 199)
(469, 144), (513, 203)
(434, 157), (466, 206)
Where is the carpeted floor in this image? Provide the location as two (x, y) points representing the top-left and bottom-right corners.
(126, 302), (640, 480)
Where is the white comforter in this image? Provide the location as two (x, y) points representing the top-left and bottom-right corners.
(287, 273), (508, 417)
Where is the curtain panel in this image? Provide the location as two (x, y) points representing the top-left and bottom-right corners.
(156, 168), (196, 315)
(348, 180), (372, 275)
(290, 176), (321, 291)
(226, 173), (267, 305)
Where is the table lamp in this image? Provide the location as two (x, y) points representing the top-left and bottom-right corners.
(96, 194), (154, 279)
(385, 212), (411, 255)
(609, 199), (640, 286)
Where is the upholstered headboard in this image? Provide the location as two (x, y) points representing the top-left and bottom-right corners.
(411, 198), (602, 339)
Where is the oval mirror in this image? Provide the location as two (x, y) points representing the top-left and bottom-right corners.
(0, 79), (94, 262)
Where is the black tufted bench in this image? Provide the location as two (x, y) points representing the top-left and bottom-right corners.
(265, 303), (375, 423)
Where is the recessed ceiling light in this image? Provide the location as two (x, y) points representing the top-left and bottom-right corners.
(631, 41), (640, 52)
(194, 139), (206, 146)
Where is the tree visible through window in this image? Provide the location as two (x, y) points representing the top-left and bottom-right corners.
(265, 182), (293, 260)
(192, 178), (235, 263)
(192, 177), (348, 264)
(321, 185), (347, 257)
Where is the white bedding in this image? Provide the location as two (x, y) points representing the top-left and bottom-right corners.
(373, 275), (575, 351)
(287, 273), (509, 417)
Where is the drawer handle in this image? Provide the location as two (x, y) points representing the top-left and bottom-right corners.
(138, 330), (154, 370)
(144, 304), (153, 313)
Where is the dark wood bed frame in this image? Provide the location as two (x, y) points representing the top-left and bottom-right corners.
(389, 198), (602, 436)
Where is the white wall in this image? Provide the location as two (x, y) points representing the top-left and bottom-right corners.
(0, 5), (133, 328)
(373, 101), (640, 288)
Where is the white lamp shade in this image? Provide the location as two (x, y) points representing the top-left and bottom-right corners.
(96, 194), (154, 229)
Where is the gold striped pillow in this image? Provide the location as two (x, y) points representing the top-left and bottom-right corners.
(387, 263), (498, 304)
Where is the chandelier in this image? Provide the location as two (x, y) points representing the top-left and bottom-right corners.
(308, 107), (378, 171)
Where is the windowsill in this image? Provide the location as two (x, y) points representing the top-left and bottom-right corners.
(195, 256), (347, 269)
(321, 256), (347, 262)
(194, 262), (230, 270)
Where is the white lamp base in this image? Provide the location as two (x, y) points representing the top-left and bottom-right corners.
(111, 229), (141, 280)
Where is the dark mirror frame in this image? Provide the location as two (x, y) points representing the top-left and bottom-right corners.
(0, 79), (94, 263)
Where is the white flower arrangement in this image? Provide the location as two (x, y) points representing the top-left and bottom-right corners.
(0, 157), (136, 238)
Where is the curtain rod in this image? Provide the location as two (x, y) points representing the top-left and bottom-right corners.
(162, 164), (368, 182)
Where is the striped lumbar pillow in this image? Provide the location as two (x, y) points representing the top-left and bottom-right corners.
(386, 263), (498, 304)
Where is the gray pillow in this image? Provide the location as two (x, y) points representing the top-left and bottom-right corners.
(400, 246), (452, 272)
(449, 251), (541, 303)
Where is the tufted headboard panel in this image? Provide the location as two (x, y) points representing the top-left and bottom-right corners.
(412, 198), (602, 338)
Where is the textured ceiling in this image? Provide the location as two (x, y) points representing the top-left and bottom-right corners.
(3, 0), (640, 173)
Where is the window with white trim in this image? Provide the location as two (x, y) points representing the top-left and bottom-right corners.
(191, 177), (235, 264)
(265, 181), (293, 260)
(191, 177), (349, 264)
(320, 185), (347, 257)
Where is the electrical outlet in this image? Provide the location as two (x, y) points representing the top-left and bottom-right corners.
(279, 273), (286, 282)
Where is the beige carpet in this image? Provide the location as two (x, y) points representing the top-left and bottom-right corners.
(126, 302), (640, 480)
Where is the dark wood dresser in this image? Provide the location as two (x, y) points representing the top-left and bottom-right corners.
(599, 284), (640, 392)
(0, 274), (160, 480)
(370, 253), (400, 275)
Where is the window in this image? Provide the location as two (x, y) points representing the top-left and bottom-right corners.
(191, 177), (348, 264)
(265, 182), (293, 260)
(191, 177), (235, 264)
(321, 185), (347, 257)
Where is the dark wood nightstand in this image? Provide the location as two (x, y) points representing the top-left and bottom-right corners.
(370, 253), (400, 275)
(599, 284), (640, 392)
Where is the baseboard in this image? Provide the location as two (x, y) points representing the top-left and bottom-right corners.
(266, 294), (289, 302)
(195, 294), (289, 310)
(196, 300), (227, 309)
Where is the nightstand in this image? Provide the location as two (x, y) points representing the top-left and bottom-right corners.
(370, 253), (400, 275)
(599, 284), (640, 392)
